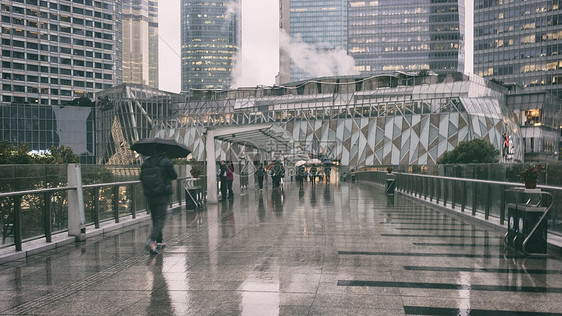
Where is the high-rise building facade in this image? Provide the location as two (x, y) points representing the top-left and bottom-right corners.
(122, 0), (159, 88)
(0, 0), (122, 105)
(348, 0), (466, 75)
(474, 0), (562, 98)
(181, 0), (240, 93)
(280, 0), (467, 83)
(279, 0), (347, 84)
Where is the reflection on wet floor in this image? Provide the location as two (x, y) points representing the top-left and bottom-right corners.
(0, 181), (561, 315)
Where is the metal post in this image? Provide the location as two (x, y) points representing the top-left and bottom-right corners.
(499, 184), (505, 225)
(461, 181), (466, 212)
(67, 164), (86, 240)
(429, 178), (433, 202)
(94, 187), (100, 229)
(485, 183), (490, 219)
(451, 180), (456, 209)
(443, 179), (447, 207)
(44, 192), (52, 243)
(435, 178), (439, 204)
(130, 184), (136, 219)
(14, 195), (22, 251)
(113, 185), (119, 223)
(472, 182), (477, 216)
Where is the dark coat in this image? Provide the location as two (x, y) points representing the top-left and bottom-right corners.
(140, 154), (178, 196)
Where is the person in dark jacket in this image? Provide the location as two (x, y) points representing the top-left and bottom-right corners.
(140, 150), (178, 254)
(256, 163), (266, 191)
(309, 165), (317, 185)
(297, 165), (306, 189)
(226, 163), (234, 199)
(218, 161), (228, 201)
(271, 161), (285, 190)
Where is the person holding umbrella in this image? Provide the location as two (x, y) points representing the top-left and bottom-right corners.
(139, 145), (178, 254)
(132, 138), (189, 255)
(297, 164), (306, 190)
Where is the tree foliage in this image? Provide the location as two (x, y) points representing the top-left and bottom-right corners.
(0, 141), (78, 164)
(438, 139), (499, 164)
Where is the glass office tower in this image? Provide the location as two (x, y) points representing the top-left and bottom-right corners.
(181, 0), (240, 93)
(474, 0), (562, 98)
(347, 0), (465, 74)
(279, 0), (347, 84)
(0, 0), (122, 105)
(122, 0), (159, 88)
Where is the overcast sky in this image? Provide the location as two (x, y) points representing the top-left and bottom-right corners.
(158, 0), (280, 93)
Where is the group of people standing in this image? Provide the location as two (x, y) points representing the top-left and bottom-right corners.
(296, 165), (331, 189)
(218, 161), (235, 201)
(255, 161), (285, 191)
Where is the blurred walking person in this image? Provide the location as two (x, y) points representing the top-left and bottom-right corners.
(226, 162), (234, 199)
(140, 148), (178, 254)
(256, 163), (266, 191)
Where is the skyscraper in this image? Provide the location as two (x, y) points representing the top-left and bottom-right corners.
(279, 0), (348, 84)
(347, 0), (466, 75)
(0, 0), (122, 105)
(280, 0), (468, 83)
(474, 0), (562, 98)
(121, 0), (159, 88)
(181, 0), (240, 93)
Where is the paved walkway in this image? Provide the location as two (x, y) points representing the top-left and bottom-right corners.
(0, 181), (561, 315)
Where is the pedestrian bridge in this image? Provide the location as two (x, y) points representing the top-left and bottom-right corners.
(1, 179), (561, 315)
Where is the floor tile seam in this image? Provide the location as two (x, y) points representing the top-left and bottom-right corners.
(338, 279), (562, 292)
(402, 266), (562, 274)
(402, 305), (562, 316)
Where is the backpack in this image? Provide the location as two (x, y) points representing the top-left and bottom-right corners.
(140, 157), (168, 196)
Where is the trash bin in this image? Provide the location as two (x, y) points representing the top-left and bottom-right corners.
(185, 188), (201, 210)
(504, 203), (519, 246)
(386, 178), (395, 195)
(514, 205), (548, 254)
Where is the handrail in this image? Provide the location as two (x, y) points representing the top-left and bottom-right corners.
(0, 176), (195, 198)
(355, 170), (562, 241)
(0, 174), (196, 252)
(0, 186), (76, 198)
(360, 170), (559, 189)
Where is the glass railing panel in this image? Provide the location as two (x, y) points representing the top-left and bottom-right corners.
(98, 186), (115, 222)
(489, 184), (503, 218)
(50, 191), (68, 234)
(134, 184), (146, 215)
(118, 185), (131, 217)
(546, 189), (562, 235)
(21, 193), (45, 240)
(83, 188), (96, 225)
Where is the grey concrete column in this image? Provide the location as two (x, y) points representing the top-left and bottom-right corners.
(67, 164), (86, 240)
(206, 130), (218, 203)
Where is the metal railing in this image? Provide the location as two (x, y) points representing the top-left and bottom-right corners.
(0, 164), (203, 252)
(355, 171), (562, 237)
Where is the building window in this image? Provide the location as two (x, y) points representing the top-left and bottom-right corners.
(524, 109), (541, 125)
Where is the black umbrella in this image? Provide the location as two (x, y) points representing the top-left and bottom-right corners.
(131, 138), (191, 158)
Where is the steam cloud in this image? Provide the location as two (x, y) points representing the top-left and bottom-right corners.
(279, 30), (359, 79)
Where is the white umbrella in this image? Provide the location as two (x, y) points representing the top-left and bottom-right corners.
(305, 158), (322, 166)
(295, 160), (307, 167)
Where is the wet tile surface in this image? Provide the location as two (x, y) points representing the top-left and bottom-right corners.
(1, 181), (562, 315)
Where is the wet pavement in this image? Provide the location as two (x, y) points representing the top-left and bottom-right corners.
(1, 181), (562, 315)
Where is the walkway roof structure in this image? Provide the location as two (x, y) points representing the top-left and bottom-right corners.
(205, 123), (299, 203)
(211, 123), (297, 153)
